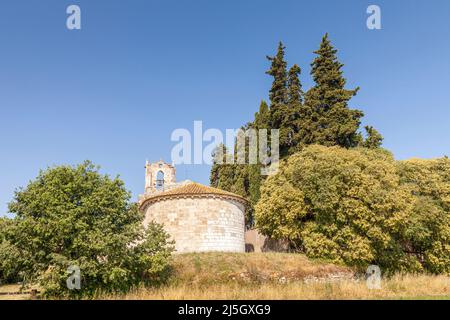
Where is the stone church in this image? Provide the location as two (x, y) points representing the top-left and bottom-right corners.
(138, 160), (247, 253)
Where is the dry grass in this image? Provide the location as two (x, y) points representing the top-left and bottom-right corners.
(0, 284), (30, 300)
(104, 252), (450, 300)
(166, 252), (352, 287)
(2, 252), (449, 300)
(107, 275), (450, 300)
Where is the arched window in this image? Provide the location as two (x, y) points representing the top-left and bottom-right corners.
(156, 171), (165, 190)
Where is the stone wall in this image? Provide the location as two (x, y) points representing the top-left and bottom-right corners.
(245, 229), (290, 253)
(143, 196), (245, 253)
(145, 160), (176, 193)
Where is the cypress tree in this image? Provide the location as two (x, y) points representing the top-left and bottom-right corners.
(305, 33), (364, 148)
(362, 126), (383, 149)
(230, 164), (248, 197)
(254, 100), (270, 130)
(266, 42), (288, 130)
(243, 101), (270, 220)
(248, 164), (261, 202)
(216, 167), (234, 192)
(210, 144), (235, 191)
(210, 144), (224, 188)
(266, 43), (309, 156)
(209, 164), (220, 188)
(216, 163), (235, 192)
(287, 64), (303, 105)
(284, 64), (304, 155)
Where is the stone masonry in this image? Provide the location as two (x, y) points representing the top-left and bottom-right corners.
(142, 196), (245, 253)
(139, 160), (247, 253)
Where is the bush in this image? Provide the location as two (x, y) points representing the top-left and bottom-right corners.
(256, 146), (450, 274)
(1, 217), (30, 284)
(255, 145), (420, 273)
(0, 161), (173, 297)
(397, 158), (450, 274)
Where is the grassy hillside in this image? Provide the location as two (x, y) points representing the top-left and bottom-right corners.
(107, 252), (449, 300)
(167, 252), (353, 286)
(2, 252), (449, 300)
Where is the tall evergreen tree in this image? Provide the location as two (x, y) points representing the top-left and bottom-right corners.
(245, 101), (270, 219)
(210, 144), (235, 191)
(230, 164), (248, 197)
(217, 163), (235, 192)
(266, 43), (307, 156)
(284, 64), (304, 155)
(254, 100), (270, 130)
(209, 145), (223, 188)
(266, 42), (288, 130)
(210, 35), (383, 228)
(362, 126), (383, 149)
(287, 64), (303, 105)
(305, 33), (364, 148)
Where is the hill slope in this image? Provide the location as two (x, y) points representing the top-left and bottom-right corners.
(168, 252), (353, 286)
(2, 252), (449, 300)
(110, 252), (449, 300)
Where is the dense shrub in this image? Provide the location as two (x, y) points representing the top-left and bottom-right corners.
(0, 218), (27, 283)
(397, 158), (450, 274)
(0, 161), (173, 297)
(255, 145), (449, 273)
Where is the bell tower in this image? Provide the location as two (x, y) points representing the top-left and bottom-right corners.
(145, 159), (176, 193)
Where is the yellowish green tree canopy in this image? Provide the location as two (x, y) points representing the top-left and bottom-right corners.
(397, 158), (450, 273)
(255, 145), (449, 274)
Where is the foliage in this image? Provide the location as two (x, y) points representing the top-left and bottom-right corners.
(254, 100), (271, 131)
(0, 161), (173, 297)
(256, 145), (421, 272)
(397, 158), (450, 274)
(210, 143), (256, 227)
(303, 33), (364, 148)
(212, 145), (237, 193)
(266, 42), (288, 126)
(209, 144), (224, 188)
(361, 126), (384, 149)
(0, 217), (30, 283)
(281, 64), (304, 156)
(255, 174), (307, 244)
(266, 44), (306, 156)
(287, 64), (303, 106)
(255, 146), (450, 274)
(210, 34), (384, 223)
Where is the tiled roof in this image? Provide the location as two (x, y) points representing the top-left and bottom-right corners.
(139, 182), (247, 208)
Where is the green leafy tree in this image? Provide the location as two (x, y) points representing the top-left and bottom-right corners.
(255, 145), (416, 272)
(0, 217), (28, 284)
(398, 158), (450, 274)
(1, 161), (173, 297)
(210, 36), (385, 230)
(255, 172), (307, 245)
(305, 33), (364, 148)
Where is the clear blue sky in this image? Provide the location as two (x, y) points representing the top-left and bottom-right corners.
(1, 0), (449, 215)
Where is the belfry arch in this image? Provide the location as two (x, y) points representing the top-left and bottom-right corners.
(145, 160), (176, 193)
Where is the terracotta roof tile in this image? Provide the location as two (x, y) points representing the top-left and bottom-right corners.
(139, 182), (247, 208)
